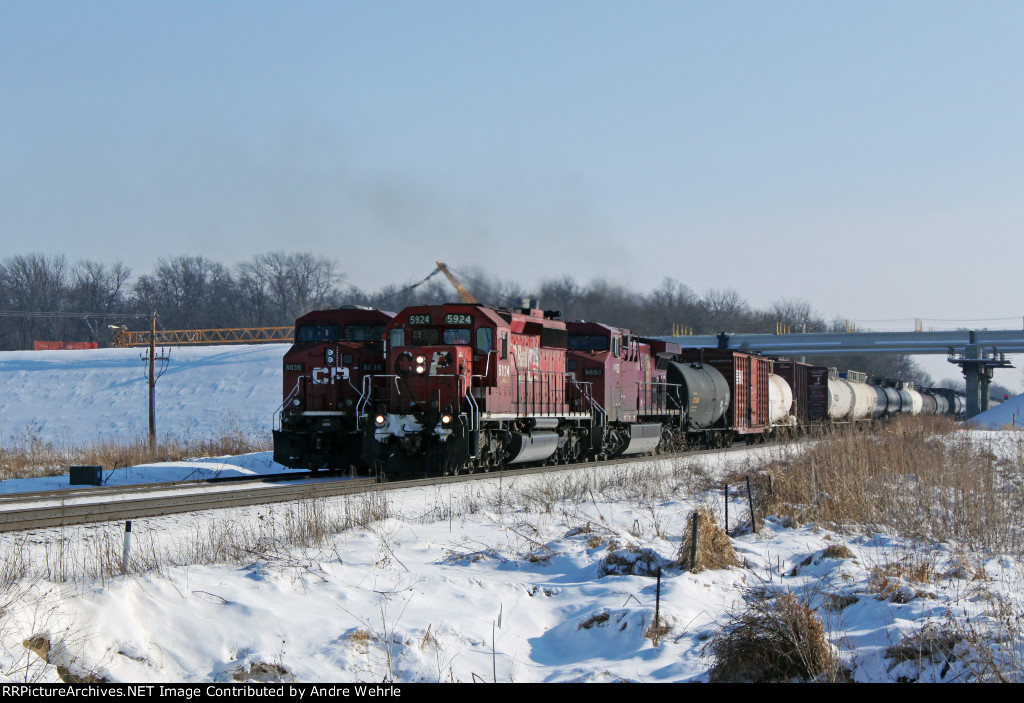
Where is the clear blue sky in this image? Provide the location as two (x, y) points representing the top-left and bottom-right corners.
(2, 1), (1022, 341)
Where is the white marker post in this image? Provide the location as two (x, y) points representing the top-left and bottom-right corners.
(122, 520), (132, 574)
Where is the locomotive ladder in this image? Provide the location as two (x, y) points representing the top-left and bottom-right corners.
(274, 378), (304, 430)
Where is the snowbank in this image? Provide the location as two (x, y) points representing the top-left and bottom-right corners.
(968, 393), (1024, 430)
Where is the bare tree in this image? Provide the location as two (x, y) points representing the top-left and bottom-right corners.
(765, 298), (827, 334)
(238, 252), (344, 324)
(639, 278), (701, 335)
(700, 288), (752, 334)
(0, 253), (71, 348)
(134, 255), (238, 329)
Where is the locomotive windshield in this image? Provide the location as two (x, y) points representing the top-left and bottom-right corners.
(297, 324), (340, 343)
(443, 328), (471, 345)
(568, 334), (610, 351)
(343, 324), (386, 342)
(411, 329), (440, 346)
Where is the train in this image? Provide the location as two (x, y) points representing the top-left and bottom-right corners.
(272, 301), (964, 475)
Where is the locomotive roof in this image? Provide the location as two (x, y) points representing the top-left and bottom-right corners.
(295, 308), (395, 324)
(565, 320), (630, 336)
(393, 303), (567, 332)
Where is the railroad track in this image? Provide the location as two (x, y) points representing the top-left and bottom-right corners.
(0, 443), (768, 533)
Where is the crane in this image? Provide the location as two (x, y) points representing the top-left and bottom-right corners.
(380, 261), (478, 304)
(435, 261), (476, 303)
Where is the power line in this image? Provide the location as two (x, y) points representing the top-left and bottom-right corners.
(0, 311), (151, 319)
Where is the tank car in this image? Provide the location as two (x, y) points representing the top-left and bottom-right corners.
(659, 352), (731, 440)
(767, 373), (796, 428)
(273, 306), (394, 471)
(667, 349), (773, 444)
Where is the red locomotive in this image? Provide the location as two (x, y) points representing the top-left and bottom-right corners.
(364, 303), (590, 473)
(273, 306), (394, 471)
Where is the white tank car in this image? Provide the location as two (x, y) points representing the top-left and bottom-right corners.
(897, 387), (924, 415)
(768, 374), (796, 426)
(848, 378), (879, 420)
(827, 377), (855, 420)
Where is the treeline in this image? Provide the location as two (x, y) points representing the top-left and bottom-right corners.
(0, 252), (935, 385)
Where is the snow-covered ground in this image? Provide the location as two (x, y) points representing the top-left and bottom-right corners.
(0, 344), (286, 445)
(0, 345), (1022, 683)
(970, 393), (1024, 430)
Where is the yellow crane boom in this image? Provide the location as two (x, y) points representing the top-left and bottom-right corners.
(435, 261), (476, 303)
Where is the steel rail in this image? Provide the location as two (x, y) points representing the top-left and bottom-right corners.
(0, 444), (762, 533)
(0, 470), (328, 507)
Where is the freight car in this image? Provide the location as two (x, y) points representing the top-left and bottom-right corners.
(825, 371), (962, 421)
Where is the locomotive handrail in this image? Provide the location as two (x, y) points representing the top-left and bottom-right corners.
(345, 373), (362, 397)
(566, 374), (606, 426)
(275, 378), (304, 430)
(636, 380), (678, 415)
(459, 375), (479, 431)
(516, 367), (567, 417)
(355, 374), (374, 429)
(476, 349), (497, 385)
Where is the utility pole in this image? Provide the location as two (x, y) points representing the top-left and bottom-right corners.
(149, 311), (156, 449)
(140, 312), (170, 451)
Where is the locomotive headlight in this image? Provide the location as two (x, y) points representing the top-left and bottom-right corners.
(375, 414), (386, 426)
(441, 414), (452, 425)
(415, 355), (426, 364)
(415, 365), (426, 374)
(292, 399), (301, 407)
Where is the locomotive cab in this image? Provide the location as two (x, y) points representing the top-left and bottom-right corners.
(273, 307), (394, 471)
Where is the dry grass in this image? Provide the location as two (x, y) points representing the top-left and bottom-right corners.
(0, 428), (271, 481)
(0, 489), (391, 584)
(948, 596), (1024, 682)
(737, 416), (1024, 556)
(597, 545), (666, 577)
(578, 612), (611, 630)
(886, 624), (961, 666)
(822, 544), (854, 560)
(232, 661), (292, 683)
(705, 590), (840, 682)
(678, 506), (739, 573)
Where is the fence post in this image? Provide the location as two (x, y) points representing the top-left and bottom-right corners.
(122, 520), (132, 574)
(690, 511), (700, 571)
(724, 484), (729, 534)
(746, 476), (757, 532)
(654, 567), (662, 630)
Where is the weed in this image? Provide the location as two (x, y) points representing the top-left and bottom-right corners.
(579, 612), (611, 630)
(705, 590), (840, 683)
(678, 506), (738, 573)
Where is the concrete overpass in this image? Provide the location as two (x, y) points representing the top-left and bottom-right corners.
(661, 329), (1023, 418)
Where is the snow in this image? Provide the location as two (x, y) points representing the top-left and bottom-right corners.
(969, 393), (1024, 430)
(0, 344), (286, 444)
(0, 345), (1021, 683)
